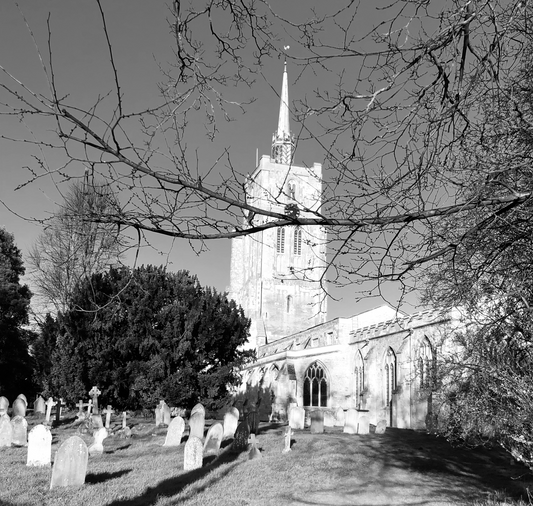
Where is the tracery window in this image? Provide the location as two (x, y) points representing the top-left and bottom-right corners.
(293, 227), (302, 255)
(354, 350), (364, 409)
(276, 228), (285, 254)
(384, 348), (396, 406)
(303, 361), (328, 407)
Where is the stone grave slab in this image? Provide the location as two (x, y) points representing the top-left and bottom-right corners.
(27, 424), (52, 467)
(288, 406), (305, 430)
(358, 415), (370, 435)
(334, 407), (345, 427)
(11, 415), (28, 446)
(222, 408), (239, 440)
(12, 398), (26, 417)
(189, 411), (205, 440)
(343, 409), (358, 434)
(34, 396), (46, 416)
(88, 427), (108, 456)
(183, 436), (203, 471)
(310, 410), (325, 434)
(190, 403), (205, 418)
(323, 410), (336, 427)
(0, 396), (8, 416)
(231, 421), (250, 453)
(50, 436), (88, 490)
(375, 419), (387, 434)
(203, 422), (223, 456)
(163, 416), (185, 447)
(0, 415), (13, 447)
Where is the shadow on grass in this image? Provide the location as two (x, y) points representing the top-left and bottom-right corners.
(86, 469), (132, 484)
(105, 445), (244, 506)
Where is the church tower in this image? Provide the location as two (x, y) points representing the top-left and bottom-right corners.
(229, 62), (328, 350)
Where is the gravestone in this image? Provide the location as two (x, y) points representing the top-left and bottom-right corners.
(102, 405), (114, 429)
(34, 396), (46, 416)
(122, 412), (128, 429)
(323, 410), (336, 427)
(334, 407), (345, 427)
(50, 436), (88, 490)
(45, 398), (57, 425)
(0, 396), (8, 416)
(343, 409), (358, 434)
(54, 398), (65, 424)
(358, 415), (370, 435)
(248, 433), (262, 460)
(223, 408), (239, 440)
(183, 436), (203, 471)
(0, 415), (13, 447)
(155, 400), (170, 427)
(12, 398), (26, 417)
(375, 419), (387, 434)
(310, 410), (325, 434)
(11, 416), (28, 446)
(189, 411), (205, 440)
(163, 416), (185, 447)
(231, 421), (250, 453)
(161, 402), (171, 426)
(88, 386), (101, 415)
(288, 406), (305, 430)
(27, 424), (52, 467)
(88, 427), (108, 456)
(16, 394), (27, 405)
(91, 414), (104, 430)
(190, 403), (205, 418)
(283, 426), (292, 453)
(203, 422), (223, 456)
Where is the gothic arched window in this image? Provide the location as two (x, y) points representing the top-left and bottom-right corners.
(276, 228), (285, 253)
(384, 348), (396, 406)
(303, 362), (328, 407)
(293, 227), (302, 255)
(419, 337), (434, 389)
(354, 350), (365, 409)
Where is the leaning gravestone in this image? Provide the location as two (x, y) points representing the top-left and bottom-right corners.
(375, 419), (387, 434)
(0, 397), (8, 416)
(12, 398), (27, 417)
(163, 416), (185, 447)
(334, 407), (345, 427)
(231, 421), (250, 453)
(189, 411), (205, 440)
(358, 415), (370, 435)
(34, 396), (46, 416)
(45, 398), (57, 425)
(50, 436), (88, 490)
(343, 409), (358, 434)
(11, 416), (28, 446)
(203, 422), (223, 456)
(27, 424), (52, 467)
(88, 427), (108, 456)
(310, 410), (325, 434)
(183, 436), (203, 471)
(190, 403), (205, 418)
(0, 415), (13, 447)
(223, 408), (239, 440)
(288, 406), (305, 430)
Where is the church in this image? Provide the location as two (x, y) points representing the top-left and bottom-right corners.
(228, 63), (455, 430)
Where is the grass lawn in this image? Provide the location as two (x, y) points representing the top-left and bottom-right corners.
(1, 414), (532, 506)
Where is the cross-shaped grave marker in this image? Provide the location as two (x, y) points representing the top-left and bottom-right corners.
(102, 405), (114, 429)
(88, 386), (101, 415)
(54, 398), (65, 425)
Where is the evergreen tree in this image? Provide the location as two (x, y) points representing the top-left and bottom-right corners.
(0, 228), (36, 400)
(52, 266), (253, 410)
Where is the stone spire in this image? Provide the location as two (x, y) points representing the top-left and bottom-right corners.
(271, 61), (295, 165)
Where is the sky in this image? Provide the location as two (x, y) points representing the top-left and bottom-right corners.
(0, 0), (421, 321)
